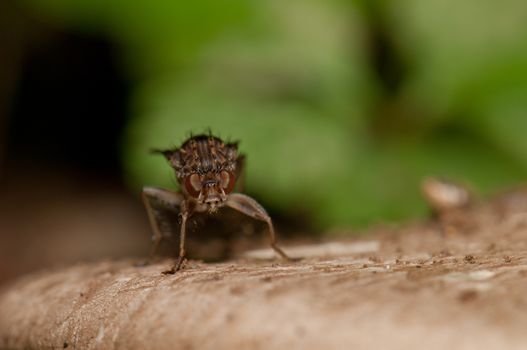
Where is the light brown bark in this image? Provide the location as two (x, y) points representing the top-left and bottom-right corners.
(2, 198), (527, 349)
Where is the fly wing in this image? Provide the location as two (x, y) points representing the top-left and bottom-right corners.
(234, 154), (246, 193)
(142, 187), (184, 239)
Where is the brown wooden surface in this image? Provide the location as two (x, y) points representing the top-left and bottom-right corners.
(2, 193), (527, 349)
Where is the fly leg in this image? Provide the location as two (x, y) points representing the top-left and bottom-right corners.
(234, 155), (246, 193)
(162, 209), (190, 274)
(225, 193), (290, 260)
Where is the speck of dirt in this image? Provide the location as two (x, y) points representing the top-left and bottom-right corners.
(260, 276), (272, 283)
(464, 255), (476, 264)
(436, 249), (452, 258)
(63, 341), (68, 348)
(194, 274), (222, 283)
(406, 270), (427, 281)
(503, 256), (512, 263)
(230, 285), (245, 295)
(312, 266), (334, 273)
(458, 290), (478, 303)
(225, 312), (236, 323)
(369, 256), (382, 263)
(295, 326), (306, 336)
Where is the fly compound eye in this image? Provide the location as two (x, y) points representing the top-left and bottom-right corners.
(184, 173), (202, 197)
(220, 171), (236, 194)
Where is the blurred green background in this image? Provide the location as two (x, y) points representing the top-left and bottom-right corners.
(5, 0), (527, 230)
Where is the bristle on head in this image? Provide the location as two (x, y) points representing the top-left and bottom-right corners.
(150, 148), (174, 160)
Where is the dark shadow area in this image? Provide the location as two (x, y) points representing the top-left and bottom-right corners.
(0, 10), (147, 285)
(6, 28), (129, 177)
